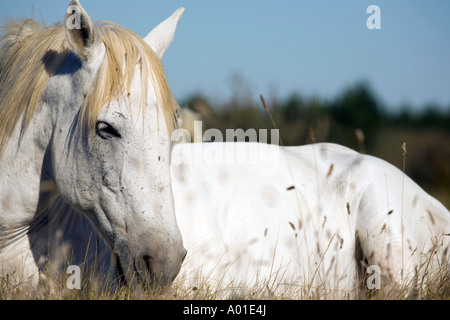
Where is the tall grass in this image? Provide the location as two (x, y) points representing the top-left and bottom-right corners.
(1, 245), (448, 300)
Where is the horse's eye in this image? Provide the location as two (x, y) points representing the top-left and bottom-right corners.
(96, 121), (122, 140)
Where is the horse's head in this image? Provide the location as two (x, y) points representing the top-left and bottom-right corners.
(46, 1), (186, 288)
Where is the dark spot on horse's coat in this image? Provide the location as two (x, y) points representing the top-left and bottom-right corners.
(284, 236), (295, 248)
(380, 223), (386, 234)
(426, 210), (436, 225)
(387, 210), (393, 215)
(264, 228), (268, 237)
(412, 195), (419, 208)
(219, 170), (228, 184)
(175, 164), (186, 183)
(407, 239), (413, 251)
(260, 186), (279, 208)
(322, 216), (327, 228)
(352, 157), (363, 169)
(158, 156), (161, 161)
(298, 219), (302, 230)
(289, 221), (296, 231)
(286, 186), (295, 191)
(326, 164), (334, 178)
(186, 191), (196, 205)
(346, 202), (351, 215)
(340, 238), (344, 249)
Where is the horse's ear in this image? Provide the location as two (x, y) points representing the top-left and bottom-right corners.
(65, 0), (101, 62)
(144, 7), (185, 60)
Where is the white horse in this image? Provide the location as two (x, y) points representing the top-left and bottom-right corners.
(0, 0), (186, 288)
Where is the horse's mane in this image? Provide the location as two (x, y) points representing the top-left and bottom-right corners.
(0, 18), (180, 154)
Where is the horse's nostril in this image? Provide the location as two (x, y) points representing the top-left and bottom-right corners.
(114, 253), (126, 284)
(142, 254), (153, 273)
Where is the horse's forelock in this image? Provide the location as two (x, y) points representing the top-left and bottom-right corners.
(80, 21), (180, 135)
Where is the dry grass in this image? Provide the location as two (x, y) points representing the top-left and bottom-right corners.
(0, 242), (448, 300)
(1, 271), (448, 300)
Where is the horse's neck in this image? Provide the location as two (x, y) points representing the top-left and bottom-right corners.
(0, 101), (55, 234)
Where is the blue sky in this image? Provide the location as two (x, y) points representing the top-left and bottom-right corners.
(1, 0), (449, 111)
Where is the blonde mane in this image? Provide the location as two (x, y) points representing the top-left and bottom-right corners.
(0, 19), (180, 154)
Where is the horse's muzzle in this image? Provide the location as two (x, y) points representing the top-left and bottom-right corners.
(112, 240), (186, 290)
